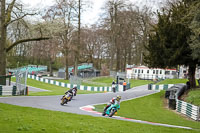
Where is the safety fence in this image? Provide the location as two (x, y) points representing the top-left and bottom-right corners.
(148, 84), (174, 91)
(176, 99), (200, 121)
(0, 85), (28, 96)
(28, 75), (112, 92)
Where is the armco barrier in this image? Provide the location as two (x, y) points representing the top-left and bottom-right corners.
(148, 84), (174, 91)
(0, 86), (18, 96)
(176, 99), (200, 121)
(28, 75), (112, 92)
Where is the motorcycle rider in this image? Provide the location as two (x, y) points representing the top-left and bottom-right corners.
(63, 88), (73, 101)
(63, 86), (78, 101)
(73, 86), (78, 96)
(104, 95), (121, 112)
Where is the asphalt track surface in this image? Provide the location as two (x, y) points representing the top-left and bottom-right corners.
(0, 85), (193, 130)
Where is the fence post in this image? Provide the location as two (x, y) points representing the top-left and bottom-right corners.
(12, 85), (17, 96)
(148, 84), (152, 90)
(0, 86), (2, 96)
(26, 86), (29, 96)
(198, 107), (200, 121)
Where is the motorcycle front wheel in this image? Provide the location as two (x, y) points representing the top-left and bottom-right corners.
(109, 109), (116, 117)
(60, 98), (68, 105)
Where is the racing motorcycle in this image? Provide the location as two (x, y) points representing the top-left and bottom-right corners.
(102, 103), (120, 117)
(60, 92), (73, 105)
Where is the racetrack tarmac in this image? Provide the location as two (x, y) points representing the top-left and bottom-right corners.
(0, 85), (155, 116)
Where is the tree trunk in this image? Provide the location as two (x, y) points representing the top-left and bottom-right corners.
(65, 52), (69, 80)
(188, 65), (196, 88)
(128, 44), (132, 65)
(49, 60), (53, 77)
(116, 47), (120, 71)
(0, 0), (7, 80)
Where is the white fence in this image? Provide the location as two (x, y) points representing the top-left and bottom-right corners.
(176, 99), (200, 121)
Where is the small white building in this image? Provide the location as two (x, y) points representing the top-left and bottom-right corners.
(126, 65), (177, 80)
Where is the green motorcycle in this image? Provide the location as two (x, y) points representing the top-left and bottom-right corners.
(102, 103), (120, 117)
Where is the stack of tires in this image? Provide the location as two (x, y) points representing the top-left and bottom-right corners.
(165, 84), (186, 110)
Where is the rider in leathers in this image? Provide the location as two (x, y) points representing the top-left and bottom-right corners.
(104, 95), (121, 112)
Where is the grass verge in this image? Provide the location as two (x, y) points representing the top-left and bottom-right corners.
(0, 103), (198, 133)
(185, 88), (200, 106)
(156, 79), (188, 85)
(94, 91), (200, 129)
(156, 78), (200, 86)
(41, 77), (153, 88)
(11, 78), (102, 96)
(55, 79), (106, 87)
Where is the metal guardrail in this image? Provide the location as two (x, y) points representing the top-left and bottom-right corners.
(0, 86), (17, 96)
(0, 85), (28, 96)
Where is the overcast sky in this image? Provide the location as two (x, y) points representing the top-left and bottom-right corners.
(20, 0), (166, 25)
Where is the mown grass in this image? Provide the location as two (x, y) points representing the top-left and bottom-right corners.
(156, 79), (188, 85)
(94, 91), (200, 130)
(129, 79), (154, 88)
(47, 77), (153, 88)
(156, 78), (200, 86)
(91, 77), (153, 88)
(186, 88), (200, 106)
(0, 103), (198, 133)
(55, 79), (106, 87)
(91, 77), (115, 84)
(54, 79), (70, 84)
(11, 78), (102, 96)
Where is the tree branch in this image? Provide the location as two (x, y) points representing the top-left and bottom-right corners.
(5, 0), (16, 25)
(6, 37), (50, 52)
(7, 13), (36, 26)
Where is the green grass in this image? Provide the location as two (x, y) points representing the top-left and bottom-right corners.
(90, 77), (153, 88)
(55, 79), (106, 87)
(56, 77), (153, 88)
(0, 103), (198, 133)
(156, 79), (188, 85)
(91, 77), (115, 84)
(129, 79), (154, 88)
(156, 78), (200, 85)
(11, 78), (102, 96)
(54, 79), (70, 84)
(94, 91), (200, 129)
(186, 88), (200, 106)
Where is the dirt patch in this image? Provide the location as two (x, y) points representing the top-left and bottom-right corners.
(179, 90), (189, 101)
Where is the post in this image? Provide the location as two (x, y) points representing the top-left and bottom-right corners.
(26, 86), (29, 96)
(12, 85), (17, 96)
(148, 84), (152, 90)
(0, 86), (2, 96)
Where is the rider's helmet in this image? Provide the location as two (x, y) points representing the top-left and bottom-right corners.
(73, 86), (77, 90)
(116, 95), (121, 101)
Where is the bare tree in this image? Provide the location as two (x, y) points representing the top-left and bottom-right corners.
(0, 0), (49, 84)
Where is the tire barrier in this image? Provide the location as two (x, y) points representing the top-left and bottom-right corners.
(28, 75), (112, 92)
(150, 83), (200, 121)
